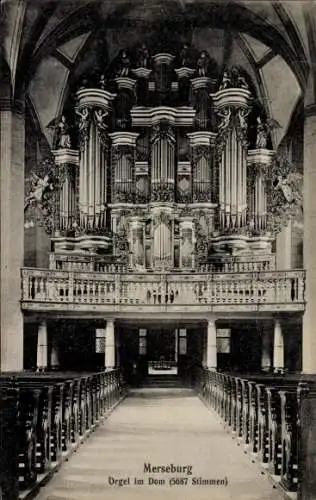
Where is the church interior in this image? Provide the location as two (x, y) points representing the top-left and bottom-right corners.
(1, 1), (316, 499)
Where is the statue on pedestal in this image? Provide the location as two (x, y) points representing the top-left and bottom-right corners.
(196, 51), (209, 77)
(219, 71), (231, 90)
(47, 115), (71, 149)
(256, 116), (268, 149)
(116, 50), (131, 77)
(137, 43), (151, 68)
(179, 42), (191, 68)
(255, 116), (281, 149)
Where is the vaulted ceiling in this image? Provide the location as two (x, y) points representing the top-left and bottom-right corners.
(1, 0), (315, 149)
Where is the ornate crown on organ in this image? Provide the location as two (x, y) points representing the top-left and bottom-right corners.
(25, 43), (303, 273)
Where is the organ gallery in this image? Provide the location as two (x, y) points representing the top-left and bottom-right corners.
(25, 43), (302, 275)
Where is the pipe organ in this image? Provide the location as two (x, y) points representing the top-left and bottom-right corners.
(50, 46), (276, 272)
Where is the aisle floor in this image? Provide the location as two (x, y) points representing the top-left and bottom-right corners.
(36, 388), (284, 500)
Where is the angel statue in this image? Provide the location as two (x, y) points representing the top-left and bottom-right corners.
(94, 108), (108, 132)
(238, 108), (248, 132)
(24, 173), (53, 212)
(274, 172), (303, 205)
(47, 115), (71, 149)
(75, 106), (90, 148)
(218, 107), (232, 134)
(219, 71), (231, 90)
(76, 106), (90, 132)
(196, 51), (209, 77)
(256, 116), (281, 149)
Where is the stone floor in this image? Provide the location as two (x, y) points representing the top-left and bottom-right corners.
(36, 388), (284, 500)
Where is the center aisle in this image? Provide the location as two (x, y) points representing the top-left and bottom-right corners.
(37, 388), (283, 500)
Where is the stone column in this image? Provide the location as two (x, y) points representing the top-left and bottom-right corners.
(303, 105), (316, 373)
(206, 319), (217, 370)
(105, 319), (115, 369)
(0, 100), (25, 371)
(261, 327), (272, 372)
(273, 319), (284, 373)
(37, 321), (48, 372)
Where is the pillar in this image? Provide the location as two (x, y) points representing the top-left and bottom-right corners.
(105, 319), (115, 369)
(276, 220), (292, 269)
(261, 327), (272, 372)
(0, 99), (25, 371)
(37, 321), (48, 372)
(206, 320), (217, 370)
(303, 103), (316, 373)
(273, 319), (284, 373)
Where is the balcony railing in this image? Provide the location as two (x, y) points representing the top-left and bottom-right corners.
(21, 268), (305, 313)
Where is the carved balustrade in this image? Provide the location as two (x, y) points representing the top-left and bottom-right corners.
(0, 370), (125, 500)
(21, 268), (305, 313)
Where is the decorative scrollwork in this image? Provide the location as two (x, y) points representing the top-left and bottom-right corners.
(266, 154), (303, 235)
(113, 228), (129, 263)
(24, 155), (60, 235)
(151, 182), (174, 202)
(151, 122), (175, 144)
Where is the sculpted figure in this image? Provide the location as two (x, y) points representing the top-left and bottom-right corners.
(256, 116), (268, 149)
(24, 173), (53, 211)
(47, 115), (71, 149)
(94, 108), (108, 132)
(219, 71), (231, 90)
(179, 42), (191, 67)
(196, 51), (209, 77)
(117, 50), (131, 77)
(238, 108), (248, 132)
(137, 43), (150, 68)
(76, 106), (90, 132)
(218, 107), (232, 133)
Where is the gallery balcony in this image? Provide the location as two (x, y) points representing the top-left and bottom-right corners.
(21, 268), (305, 316)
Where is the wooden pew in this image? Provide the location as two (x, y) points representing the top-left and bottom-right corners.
(0, 369), (125, 500)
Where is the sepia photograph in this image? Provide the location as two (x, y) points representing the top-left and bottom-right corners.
(0, 0), (314, 499)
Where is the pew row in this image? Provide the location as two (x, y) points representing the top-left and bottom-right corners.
(0, 370), (126, 500)
(198, 369), (316, 499)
